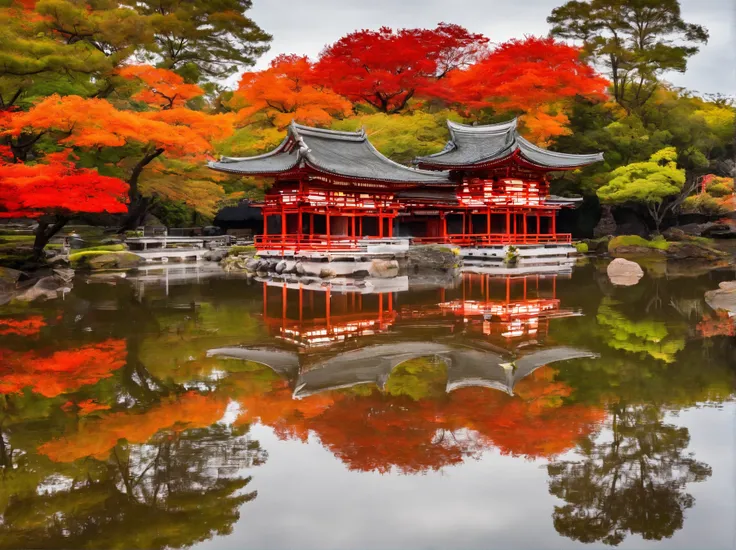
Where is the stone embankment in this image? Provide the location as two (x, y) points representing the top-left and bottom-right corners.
(218, 244), (462, 281)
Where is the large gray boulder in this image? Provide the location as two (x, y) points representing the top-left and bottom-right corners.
(607, 258), (644, 287)
(705, 281), (736, 315)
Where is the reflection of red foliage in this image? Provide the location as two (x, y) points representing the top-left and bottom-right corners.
(446, 368), (604, 458)
(697, 311), (736, 338)
(0, 339), (127, 397)
(62, 399), (111, 415)
(244, 366), (604, 473)
(237, 379), (333, 441)
(40, 392), (227, 462)
(309, 393), (465, 474)
(0, 316), (45, 336)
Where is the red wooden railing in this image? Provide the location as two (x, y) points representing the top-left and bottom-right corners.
(411, 233), (572, 246)
(255, 233), (571, 253)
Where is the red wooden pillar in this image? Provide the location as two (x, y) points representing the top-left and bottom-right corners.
(297, 208), (303, 240)
(351, 215), (356, 239)
(523, 211), (527, 243)
(388, 215), (393, 238)
(486, 207), (491, 244)
(325, 287), (331, 329)
(281, 207), (286, 240)
(551, 212), (557, 237)
(359, 216), (363, 237)
(326, 213), (331, 247)
(378, 212), (384, 238)
(536, 212), (541, 237)
(282, 283), (287, 322)
(441, 214), (447, 241)
(309, 213), (314, 237)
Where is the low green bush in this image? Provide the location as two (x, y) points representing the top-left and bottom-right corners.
(228, 245), (256, 256)
(575, 242), (589, 254)
(608, 235), (670, 253)
(75, 244), (126, 253)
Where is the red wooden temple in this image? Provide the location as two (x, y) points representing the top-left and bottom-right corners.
(208, 120), (602, 253)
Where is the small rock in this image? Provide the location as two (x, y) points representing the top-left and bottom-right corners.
(245, 258), (259, 271)
(48, 255), (70, 266)
(607, 258), (644, 287)
(275, 260), (287, 274)
(662, 228), (687, 242)
(295, 262), (305, 275)
(204, 249), (227, 262)
(319, 267), (336, 279)
(352, 269), (370, 279)
(53, 268), (75, 283)
(369, 259), (399, 279)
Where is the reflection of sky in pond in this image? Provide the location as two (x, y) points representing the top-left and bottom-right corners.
(0, 264), (733, 549)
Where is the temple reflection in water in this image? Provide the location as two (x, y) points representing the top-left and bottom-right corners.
(211, 272), (595, 399)
(0, 264), (730, 550)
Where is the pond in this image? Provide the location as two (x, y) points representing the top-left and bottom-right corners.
(0, 263), (734, 550)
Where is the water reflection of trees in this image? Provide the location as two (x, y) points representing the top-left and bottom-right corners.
(0, 270), (733, 548)
(0, 422), (264, 550)
(548, 403), (712, 546)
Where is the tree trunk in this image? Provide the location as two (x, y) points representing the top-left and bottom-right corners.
(117, 148), (165, 233)
(33, 216), (69, 261)
(117, 196), (152, 233)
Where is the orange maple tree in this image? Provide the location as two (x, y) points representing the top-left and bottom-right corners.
(232, 54), (353, 129)
(39, 392), (227, 462)
(118, 65), (204, 109)
(2, 94), (234, 230)
(0, 339), (127, 398)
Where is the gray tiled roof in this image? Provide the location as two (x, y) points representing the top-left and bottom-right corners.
(209, 122), (450, 185)
(414, 119), (604, 169)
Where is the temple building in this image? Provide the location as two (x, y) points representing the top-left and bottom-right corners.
(208, 119), (603, 254)
(209, 122), (451, 253)
(410, 119), (603, 245)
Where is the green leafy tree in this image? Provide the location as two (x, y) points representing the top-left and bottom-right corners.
(0, 1), (110, 109)
(548, 403), (711, 546)
(548, 0), (709, 113)
(124, 0), (272, 81)
(597, 147), (688, 232)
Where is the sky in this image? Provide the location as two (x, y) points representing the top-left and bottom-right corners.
(247, 0), (735, 97)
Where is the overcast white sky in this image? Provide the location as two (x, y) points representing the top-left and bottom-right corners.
(247, 0), (735, 96)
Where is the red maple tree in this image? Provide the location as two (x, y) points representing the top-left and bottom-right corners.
(314, 23), (489, 113)
(0, 147), (129, 256)
(444, 36), (609, 143)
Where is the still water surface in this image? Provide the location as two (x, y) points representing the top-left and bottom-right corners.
(0, 264), (734, 549)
